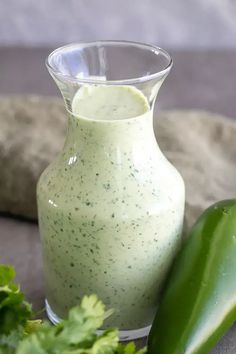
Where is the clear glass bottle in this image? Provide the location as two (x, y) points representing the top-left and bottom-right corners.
(37, 41), (185, 340)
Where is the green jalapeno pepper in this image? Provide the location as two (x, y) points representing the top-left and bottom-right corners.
(148, 199), (236, 354)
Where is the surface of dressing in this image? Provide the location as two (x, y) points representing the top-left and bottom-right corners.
(72, 85), (149, 120)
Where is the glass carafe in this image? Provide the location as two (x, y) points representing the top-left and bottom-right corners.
(37, 41), (185, 340)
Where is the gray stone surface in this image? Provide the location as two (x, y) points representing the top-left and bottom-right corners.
(1, 0), (236, 48)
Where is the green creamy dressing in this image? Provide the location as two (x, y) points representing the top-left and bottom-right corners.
(37, 85), (184, 329)
(72, 85), (149, 120)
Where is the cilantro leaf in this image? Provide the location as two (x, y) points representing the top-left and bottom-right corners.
(0, 264), (33, 352)
(0, 264), (32, 334)
(86, 329), (119, 354)
(16, 295), (145, 354)
(116, 342), (147, 354)
(0, 328), (24, 354)
(0, 265), (16, 286)
(57, 295), (112, 346)
(24, 320), (43, 335)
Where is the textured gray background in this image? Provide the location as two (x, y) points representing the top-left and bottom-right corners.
(1, 0), (236, 48)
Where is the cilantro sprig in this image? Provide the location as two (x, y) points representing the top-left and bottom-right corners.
(0, 265), (146, 354)
(0, 265), (34, 353)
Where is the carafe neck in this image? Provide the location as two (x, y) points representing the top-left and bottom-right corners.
(63, 110), (157, 155)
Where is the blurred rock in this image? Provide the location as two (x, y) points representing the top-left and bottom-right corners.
(155, 110), (236, 231)
(0, 96), (65, 219)
(0, 95), (235, 230)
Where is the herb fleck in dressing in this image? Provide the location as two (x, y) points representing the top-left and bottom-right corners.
(37, 85), (185, 329)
